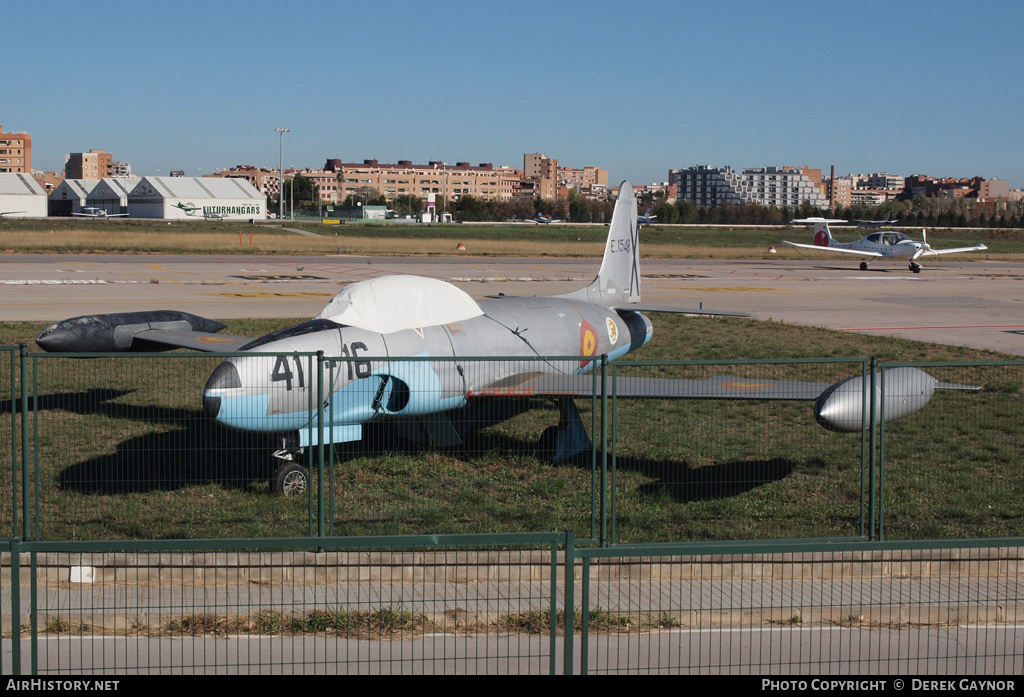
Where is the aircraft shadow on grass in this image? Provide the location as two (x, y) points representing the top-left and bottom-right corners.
(18, 388), (803, 500)
(4, 388), (273, 495)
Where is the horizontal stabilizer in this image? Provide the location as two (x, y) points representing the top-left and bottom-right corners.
(622, 305), (750, 317)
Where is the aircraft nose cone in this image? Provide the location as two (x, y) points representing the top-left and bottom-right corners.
(203, 361), (241, 419)
(203, 394), (222, 419)
(35, 324), (64, 352)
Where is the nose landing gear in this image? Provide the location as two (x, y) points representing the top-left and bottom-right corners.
(271, 435), (308, 496)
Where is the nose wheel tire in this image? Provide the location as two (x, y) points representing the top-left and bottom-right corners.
(273, 462), (309, 496)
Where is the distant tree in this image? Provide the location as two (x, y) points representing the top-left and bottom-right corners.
(284, 174), (318, 207)
(653, 201), (678, 224)
(568, 190), (590, 223)
(393, 194), (424, 218)
(674, 199), (695, 223)
(452, 194), (485, 222)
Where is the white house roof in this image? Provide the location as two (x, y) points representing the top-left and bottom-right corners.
(132, 176), (262, 200)
(0, 173), (47, 196)
(315, 275), (483, 334)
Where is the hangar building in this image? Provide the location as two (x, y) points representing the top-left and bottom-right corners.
(128, 177), (265, 220)
(87, 177), (140, 216)
(0, 172), (48, 217)
(49, 179), (100, 216)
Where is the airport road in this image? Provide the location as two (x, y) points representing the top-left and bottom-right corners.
(1, 254), (1022, 356)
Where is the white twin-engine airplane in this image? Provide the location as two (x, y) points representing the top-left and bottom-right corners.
(36, 184), (974, 494)
(783, 218), (987, 273)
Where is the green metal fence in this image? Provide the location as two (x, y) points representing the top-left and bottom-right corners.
(2, 535), (1021, 674)
(3, 348), (1022, 544)
(573, 539), (1024, 675)
(874, 360), (1024, 541)
(2, 533), (566, 675)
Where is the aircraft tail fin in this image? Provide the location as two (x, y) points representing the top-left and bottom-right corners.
(791, 217), (845, 248)
(557, 181), (640, 308)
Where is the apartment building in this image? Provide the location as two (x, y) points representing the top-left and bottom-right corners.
(669, 165), (746, 206)
(292, 166), (341, 204)
(740, 166), (829, 209)
(65, 150), (113, 179)
(334, 160), (523, 203)
(848, 172), (904, 190)
(0, 126), (32, 173)
(206, 165), (280, 200)
(828, 176), (854, 208)
(670, 164), (829, 209)
(557, 165), (609, 193)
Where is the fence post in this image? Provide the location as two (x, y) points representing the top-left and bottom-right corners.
(316, 351), (325, 538)
(563, 529), (575, 675)
(580, 555), (590, 675)
(19, 345), (29, 541)
(599, 355), (608, 548)
(10, 348), (19, 539)
(9, 538), (20, 675)
(868, 357), (878, 541)
(878, 365), (887, 542)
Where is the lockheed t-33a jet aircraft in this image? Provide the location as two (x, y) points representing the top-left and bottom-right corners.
(36, 184), (970, 494)
(783, 217), (987, 273)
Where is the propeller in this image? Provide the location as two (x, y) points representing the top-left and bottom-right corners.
(910, 228), (932, 260)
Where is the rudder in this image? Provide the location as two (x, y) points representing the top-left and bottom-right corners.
(558, 181), (640, 307)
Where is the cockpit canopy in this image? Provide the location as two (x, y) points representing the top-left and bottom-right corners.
(315, 275), (484, 334)
(867, 232), (912, 245)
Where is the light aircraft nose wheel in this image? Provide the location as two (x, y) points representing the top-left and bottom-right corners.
(910, 262), (922, 273)
(273, 462), (309, 496)
(859, 261), (869, 271)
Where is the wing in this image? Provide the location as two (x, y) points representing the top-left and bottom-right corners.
(782, 240), (884, 258)
(131, 329), (252, 352)
(469, 373), (830, 400)
(467, 367), (978, 434)
(920, 244), (987, 256)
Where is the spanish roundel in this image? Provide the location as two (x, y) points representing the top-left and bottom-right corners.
(814, 229), (830, 247)
(579, 320), (597, 367)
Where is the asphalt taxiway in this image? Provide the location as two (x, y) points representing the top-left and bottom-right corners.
(1, 254), (1022, 356)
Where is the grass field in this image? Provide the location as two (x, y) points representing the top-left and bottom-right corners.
(2, 315), (1020, 544)
(1, 217), (1021, 259)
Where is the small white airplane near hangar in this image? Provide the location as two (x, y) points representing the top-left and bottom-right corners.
(782, 218), (987, 273)
(72, 207), (129, 219)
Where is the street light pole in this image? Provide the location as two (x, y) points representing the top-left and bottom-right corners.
(275, 127), (290, 220)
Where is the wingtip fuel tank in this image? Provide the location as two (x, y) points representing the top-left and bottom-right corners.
(814, 367), (937, 432)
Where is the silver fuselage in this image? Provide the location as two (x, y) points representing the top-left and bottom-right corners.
(203, 296), (653, 442)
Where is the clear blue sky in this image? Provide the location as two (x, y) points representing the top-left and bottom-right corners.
(4, 0), (1022, 188)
